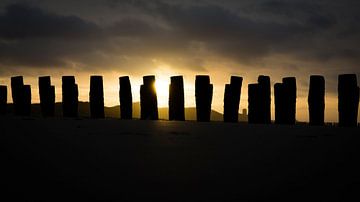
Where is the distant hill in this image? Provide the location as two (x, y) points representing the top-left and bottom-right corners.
(3, 102), (248, 122)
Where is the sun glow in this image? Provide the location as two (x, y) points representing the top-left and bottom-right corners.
(155, 78), (170, 107)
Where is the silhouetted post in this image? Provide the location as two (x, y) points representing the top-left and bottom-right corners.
(308, 75), (325, 125)
(62, 76), (78, 117)
(223, 76), (242, 122)
(119, 76), (132, 119)
(23, 85), (31, 116)
(49, 85), (55, 116)
(248, 84), (260, 123)
(169, 76), (185, 121)
(140, 75), (158, 120)
(0, 85), (7, 115)
(89, 76), (105, 118)
(39, 76), (55, 117)
(338, 74), (359, 127)
(274, 83), (285, 124)
(283, 77), (297, 124)
(11, 76), (25, 115)
(258, 75), (271, 124)
(195, 75), (213, 122)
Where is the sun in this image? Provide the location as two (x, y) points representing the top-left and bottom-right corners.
(154, 78), (169, 107)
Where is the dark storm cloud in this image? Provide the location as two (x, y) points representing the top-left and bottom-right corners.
(0, 3), (101, 39)
(0, 0), (359, 77)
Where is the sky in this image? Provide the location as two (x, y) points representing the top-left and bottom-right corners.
(0, 0), (359, 122)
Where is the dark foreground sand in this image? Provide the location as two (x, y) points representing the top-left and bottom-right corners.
(1, 118), (360, 201)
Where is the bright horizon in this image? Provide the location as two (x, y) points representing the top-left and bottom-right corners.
(0, 72), (354, 123)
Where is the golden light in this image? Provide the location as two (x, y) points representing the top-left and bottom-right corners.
(154, 78), (169, 107)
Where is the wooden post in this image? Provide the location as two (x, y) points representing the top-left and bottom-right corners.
(140, 75), (158, 120)
(258, 75), (271, 124)
(248, 83), (260, 124)
(338, 74), (359, 127)
(119, 76), (132, 119)
(308, 75), (325, 125)
(62, 76), (78, 117)
(11, 76), (24, 115)
(283, 77), (297, 124)
(39, 76), (55, 117)
(274, 83), (285, 124)
(223, 76), (242, 122)
(0, 85), (7, 115)
(195, 75), (213, 122)
(169, 76), (185, 121)
(23, 85), (31, 116)
(90, 76), (105, 118)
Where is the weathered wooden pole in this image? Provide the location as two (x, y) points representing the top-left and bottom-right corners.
(195, 75), (213, 122)
(140, 75), (158, 120)
(248, 83), (260, 123)
(119, 76), (132, 119)
(39, 76), (55, 117)
(62, 76), (78, 117)
(23, 85), (31, 116)
(169, 76), (185, 121)
(258, 75), (271, 124)
(90, 76), (105, 118)
(338, 74), (359, 127)
(247, 75), (270, 124)
(274, 83), (285, 124)
(0, 85), (7, 115)
(11, 76), (24, 115)
(274, 77), (296, 125)
(283, 77), (297, 124)
(308, 75), (325, 125)
(223, 76), (242, 122)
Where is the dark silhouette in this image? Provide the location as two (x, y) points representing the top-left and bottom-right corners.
(169, 76), (185, 121)
(338, 74), (359, 127)
(0, 85), (7, 115)
(140, 75), (158, 120)
(248, 75), (271, 124)
(258, 76), (271, 124)
(119, 76), (133, 119)
(11, 76), (25, 115)
(39, 76), (55, 117)
(308, 75), (325, 125)
(62, 76), (78, 117)
(274, 83), (285, 124)
(223, 76), (243, 122)
(274, 77), (297, 124)
(195, 75), (213, 122)
(23, 85), (32, 116)
(248, 83), (260, 123)
(90, 76), (105, 118)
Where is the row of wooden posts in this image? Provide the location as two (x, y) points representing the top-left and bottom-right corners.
(0, 74), (359, 126)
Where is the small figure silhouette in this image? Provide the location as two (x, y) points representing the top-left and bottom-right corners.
(169, 76), (185, 121)
(90, 76), (105, 118)
(62, 76), (78, 117)
(119, 76), (133, 119)
(140, 75), (158, 120)
(223, 76), (242, 122)
(338, 74), (359, 127)
(0, 85), (7, 115)
(308, 75), (325, 125)
(195, 75), (213, 122)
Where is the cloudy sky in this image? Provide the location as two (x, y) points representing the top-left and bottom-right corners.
(0, 0), (359, 121)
